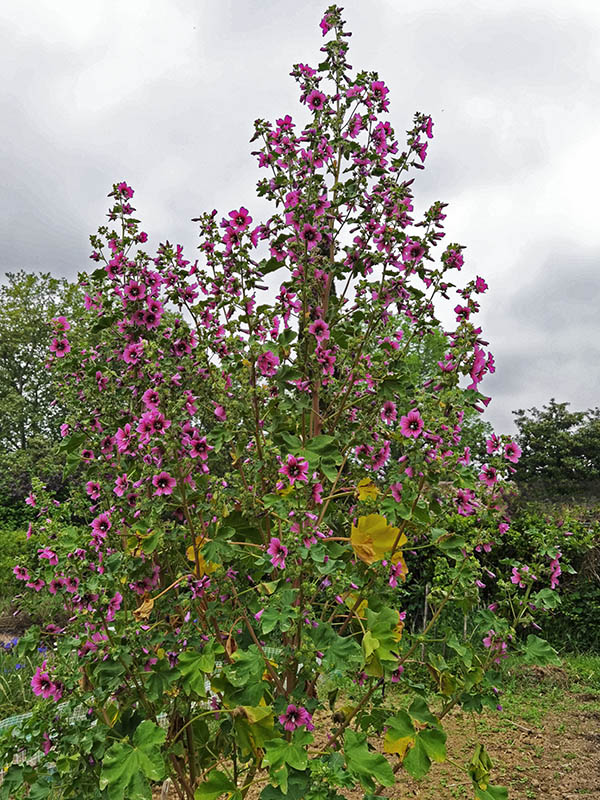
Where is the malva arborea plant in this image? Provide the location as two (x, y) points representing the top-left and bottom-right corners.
(2, 7), (561, 800)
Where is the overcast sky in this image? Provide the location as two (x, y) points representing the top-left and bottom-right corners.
(2, 0), (598, 433)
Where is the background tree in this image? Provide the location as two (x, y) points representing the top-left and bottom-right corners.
(0, 271), (82, 522)
(513, 399), (600, 498)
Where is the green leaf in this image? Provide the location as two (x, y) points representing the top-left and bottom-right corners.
(474, 785), (509, 800)
(403, 736), (431, 780)
(194, 770), (235, 800)
(260, 770), (309, 800)
(178, 649), (212, 696)
(408, 697), (439, 727)
(99, 721), (166, 800)
(343, 729), (394, 791)
(419, 728), (447, 763)
(473, 783), (508, 800)
(306, 434), (336, 454)
(523, 634), (561, 666)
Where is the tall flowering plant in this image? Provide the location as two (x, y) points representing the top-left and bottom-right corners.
(2, 7), (560, 800)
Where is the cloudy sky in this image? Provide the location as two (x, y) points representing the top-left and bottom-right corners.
(2, 0), (598, 433)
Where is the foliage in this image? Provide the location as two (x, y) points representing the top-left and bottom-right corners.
(513, 399), (600, 498)
(0, 271), (83, 523)
(0, 8), (556, 799)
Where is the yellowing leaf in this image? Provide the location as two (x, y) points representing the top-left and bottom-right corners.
(350, 514), (407, 565)
(384, 733), (413, 758)
(344, 591), (368, 619)
(185, 537), (219, 576)
(356, 478), (380, 501)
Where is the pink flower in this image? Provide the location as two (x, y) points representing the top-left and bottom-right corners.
(114, 474), (129, 497)
(402, 239), (425, 263)
(399, 409), (424, 439)
(31, 667), (61, 701)
(390, 482), (403, 502)
(278, 454), (309, 485)
(115, 424), (134, 453)
(141, 389), (160, 409)
(124, 281), (146, 302)
(381, 401), (397, 424)
(49, 337), (71, 358)
(299, 223), (322, 250)
(51, 316), (70, 332)
(549, 552), (562, 590)
(91, 513), (111, 538)
(228, 207), (253, 232)
(267, 537), (288, 570)
(257, 350), (280, 377)
(504, 441), (522, 463)
(13, 565), (30, 581)
(479, 465), (498, 488)
(106, 591), (123, 622)
(122, 341), (144, 365)
(279, 704), (314, 731)
(306, 90), (327, 111)
(311, 482), (323, 504)
(38, 547), (58, 566)
(152, 471), (177, 496)
(308, 319), (330, 342)
(213, 404), (227, 422)
(486, 435), (501, 455)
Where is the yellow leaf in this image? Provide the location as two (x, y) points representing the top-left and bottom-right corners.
(350, 514), (407, 565)
(185, 537), (219, 576)
(384, 732), (413, 758)
(344, 591), (368, 619)
(356, 478), (380, 501)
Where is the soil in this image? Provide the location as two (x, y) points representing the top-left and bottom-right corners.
(152, 689), (600, 800)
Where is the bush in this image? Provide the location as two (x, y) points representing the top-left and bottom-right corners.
(1, 7), (559, 800)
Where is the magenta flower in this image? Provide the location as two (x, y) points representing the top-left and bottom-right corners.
(106, 591), (123, 622)
(228, 207), (253, 232)
(402, 238), (425, 263)
(189, 436), (214, 460)
(13, 565), (30, 581)
(311, 482), (323, 504)
(479, 465), (498, 488)
(308, 319), (330, 342)
(257, 350), (280, 377)
(399, 409), (424, 439)
(306, 89), (326, 111)
(299, 223), (322, 250)
(91, 513), (112, 538)
(31, 667), (61, 701)
(51, 316), (70, 332)
(267, 537), (288, 570)
(114, 473), (129, 497)
(49, 337), (71, 358)
(141, 388), (160, 409)
(152, 471), (177, 496)
(504, 441), (522, 463)
(213, 404), (227, 422)
(390, 482), (403, 502)
(278, 454), (309, 485)
(486, 435), (501, 455)
(38, 547), (58, 566)
(115, 423), (134, 453)
(123, 280), (146, 302)
(122, 341), (144, 365)
(279, 704), (314, 732)
(380, 401), (397, 424)
(549, 552), (562, 590)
